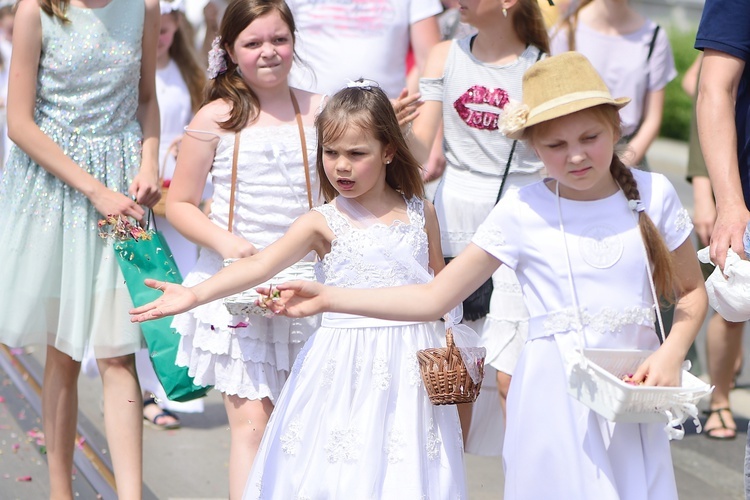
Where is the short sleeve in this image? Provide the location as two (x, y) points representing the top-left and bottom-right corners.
(695, 0), (750, 62)
(419, 77), (443, 102)
(471, 193), (522, 270)
(409, 0), (443, 24)
(650, 173), (694, 251)
(647, 26), (677, 92)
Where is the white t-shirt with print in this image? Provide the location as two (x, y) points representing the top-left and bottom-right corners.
(287, 0), (442, 97)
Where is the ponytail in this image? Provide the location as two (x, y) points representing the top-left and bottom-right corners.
(512, 0), (550, 55)
(610, 156), (677, 303)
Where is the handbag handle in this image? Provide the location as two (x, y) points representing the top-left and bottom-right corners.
(227, 131), (242, 232)
(290, 90), (313, 211)
(227, 89), (312, 233)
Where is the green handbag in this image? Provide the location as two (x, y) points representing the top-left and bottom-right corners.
(105, 213), (212, 402)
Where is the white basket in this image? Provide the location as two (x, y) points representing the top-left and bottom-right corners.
(567, 349), (713, 423)
(222, 260), (316, 317)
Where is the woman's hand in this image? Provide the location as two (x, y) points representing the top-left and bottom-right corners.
(266, 280), (329, 318)
(130, 279), (199, 322)
(129, 169), (162, 208)
(216, 233), (259, 260)
(89, 186), (145, 220)
(630, 348), (684, 387)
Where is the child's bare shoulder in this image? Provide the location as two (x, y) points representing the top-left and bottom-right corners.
(191, 99), (233, 131)
(290, 88), (327, 117)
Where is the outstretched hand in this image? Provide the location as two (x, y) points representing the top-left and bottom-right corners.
(129, 279), (199, 323)
(260, 280), (328, 318)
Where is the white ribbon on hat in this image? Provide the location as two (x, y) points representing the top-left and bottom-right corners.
(527, 90), (615, 121)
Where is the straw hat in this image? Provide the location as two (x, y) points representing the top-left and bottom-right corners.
(499, 52), (631, 140)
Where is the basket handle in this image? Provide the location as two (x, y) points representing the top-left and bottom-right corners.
(445, 327), (455, 349)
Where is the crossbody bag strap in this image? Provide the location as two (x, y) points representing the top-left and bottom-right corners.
(227, 131), (241, 232)
(496, 48), (544, 205)
(290, 90), (313, 210)
(496, 141), (517, 204)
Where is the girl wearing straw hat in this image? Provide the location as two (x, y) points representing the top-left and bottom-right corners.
(270, 52), (708, 499)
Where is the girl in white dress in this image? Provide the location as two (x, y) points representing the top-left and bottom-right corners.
(270, 53), (709, 499)
(130, 82), (467, 498)
(159, 1), (324, 496)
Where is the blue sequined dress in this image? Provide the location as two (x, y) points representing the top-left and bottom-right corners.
(0, 1), (145, 361)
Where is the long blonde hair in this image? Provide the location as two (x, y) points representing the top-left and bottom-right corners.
(40, 0), (70, 22)
(511, 0), (551, 55)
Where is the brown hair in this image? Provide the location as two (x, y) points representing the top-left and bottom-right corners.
(511, 0), (550, 55)
(528, 105), (677, 302)
(164, 9), (206, 113)
(204, 0), (297, 131)
(559, 0), (594, 51)
(315, 83), (425, 202)
(40, 0), (69, 23)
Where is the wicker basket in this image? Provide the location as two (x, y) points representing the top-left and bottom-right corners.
(223, 259), (316, 317)
(417, 327), (486, 405)
(568, 348), (713, 423)
(152, 184), (169, 217)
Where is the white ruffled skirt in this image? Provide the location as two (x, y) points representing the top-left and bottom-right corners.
(172, 249), (319, 401)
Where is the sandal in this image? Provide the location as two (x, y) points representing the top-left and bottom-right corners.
(143, 397), (181, 430)
(703, 407), (736, 440)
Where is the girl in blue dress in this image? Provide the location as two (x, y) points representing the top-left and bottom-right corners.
(0, 0), (160, 497)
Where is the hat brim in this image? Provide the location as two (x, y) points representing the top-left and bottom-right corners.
(506, 96), (631, 140)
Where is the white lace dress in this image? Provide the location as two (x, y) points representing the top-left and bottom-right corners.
(472, 170), (694, 499)
(172, 124), (320, 401)
(243, 196), (467, 499)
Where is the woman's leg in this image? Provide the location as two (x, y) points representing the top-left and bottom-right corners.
(43, 346), (82, 500)
(704, 315), (743, 438)
(496, 370), (511, 418)
(223, 394), (273, 499)
(97, 354), (142, 499)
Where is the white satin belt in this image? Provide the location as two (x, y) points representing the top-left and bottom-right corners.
(321, 312), (423, 329)
(527, 307), (655, 341)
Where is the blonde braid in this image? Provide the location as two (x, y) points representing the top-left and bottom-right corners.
(610, 156), (677, 303)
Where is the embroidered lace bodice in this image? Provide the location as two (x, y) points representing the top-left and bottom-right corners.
(313, 196), (429, 289)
